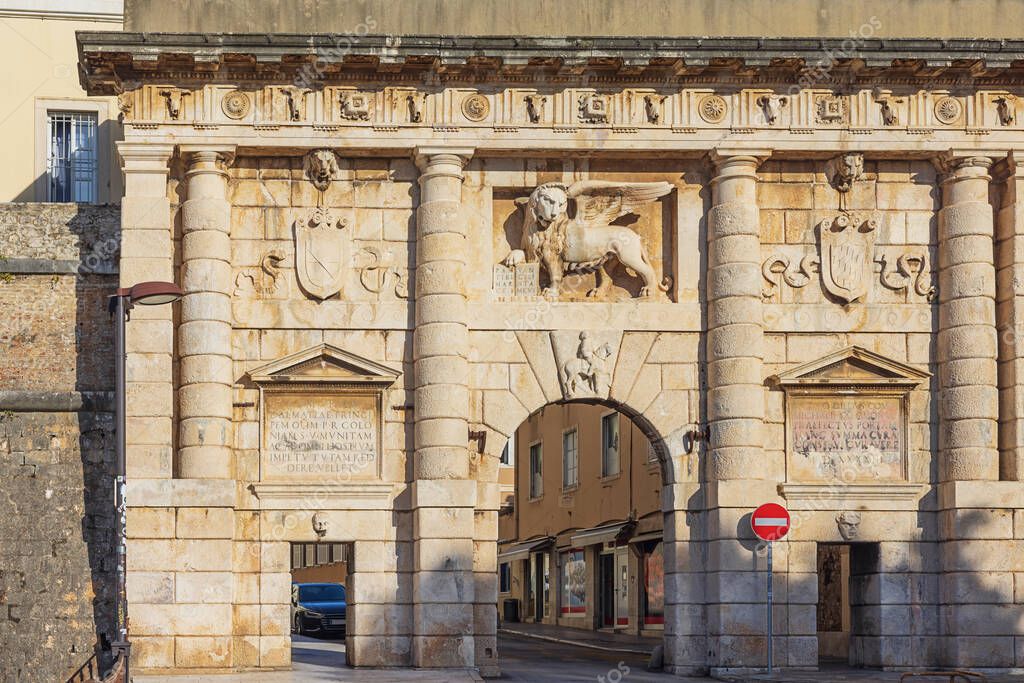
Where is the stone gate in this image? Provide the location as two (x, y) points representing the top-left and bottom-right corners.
(77, 31), (1024, 677)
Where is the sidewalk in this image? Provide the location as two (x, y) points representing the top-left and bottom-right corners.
(136, 670), (484, 683)
(718, 665), (1024, 683)
(497, 620), (659, 655)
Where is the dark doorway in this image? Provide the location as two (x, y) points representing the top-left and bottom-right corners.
(289, 542), (352, 671)
(817, 543), (851, 662)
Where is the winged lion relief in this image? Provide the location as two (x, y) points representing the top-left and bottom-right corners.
(501, 180), (673, 300)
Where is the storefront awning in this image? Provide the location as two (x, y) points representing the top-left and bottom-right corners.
(497, 536), (554, 563)
(569, 521), (636, 547)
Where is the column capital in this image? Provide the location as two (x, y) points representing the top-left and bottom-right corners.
(179, 144), (237, 169)
(933, 149), (999, 177)
(413, 146), (474, 172)
(117, 142), (175, 173)
(707, 148), (772, 169)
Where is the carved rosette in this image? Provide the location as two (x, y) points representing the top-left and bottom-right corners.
(221, 90), (251, 119)
(934, 96), (963, 125)
(461, 93), (490, 122)
(698, 95), (728, 123)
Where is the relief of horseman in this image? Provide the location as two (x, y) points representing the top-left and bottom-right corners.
(503, 180), (674, 299)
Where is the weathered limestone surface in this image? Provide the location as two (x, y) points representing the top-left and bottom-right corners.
(178, 147), (236, 479)
(45, 29), (1024, 679)
(410, 148), (479, 669)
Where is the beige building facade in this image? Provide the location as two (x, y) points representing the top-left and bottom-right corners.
(497, 404), (664, 636)
(77, 6), (1024, 676)
(0, 0), (122, 203)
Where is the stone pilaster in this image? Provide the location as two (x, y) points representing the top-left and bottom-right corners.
(177, 147), (236, 479)
(411, 147), (477, 668)
(936, 152), (999, 483)
(995, 151), (1024, 481)
(118, 143), (176, 479)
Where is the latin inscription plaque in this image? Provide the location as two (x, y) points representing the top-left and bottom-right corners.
(262, 392), (379, 481)
(788, 395), (904, 481)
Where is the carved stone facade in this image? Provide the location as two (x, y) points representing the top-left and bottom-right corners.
(76, 32), (1024, 678)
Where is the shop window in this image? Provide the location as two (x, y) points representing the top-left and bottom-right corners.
(641, 541), (665, 625)
(559, 549), (586, 615)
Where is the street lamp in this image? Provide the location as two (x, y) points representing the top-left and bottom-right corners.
(107, 281), (183, 681)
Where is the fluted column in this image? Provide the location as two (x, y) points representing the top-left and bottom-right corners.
(936, 153), (999, 482)
(177, 146), (236, 479)
(706, 151), (768, 481)
(411, 147), (476, 668)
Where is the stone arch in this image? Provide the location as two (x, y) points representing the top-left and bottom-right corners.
(466, 327), (705, 675)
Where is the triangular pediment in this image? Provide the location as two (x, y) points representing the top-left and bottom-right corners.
(774, 346), (929, 387)
(249, 344), (400, 386)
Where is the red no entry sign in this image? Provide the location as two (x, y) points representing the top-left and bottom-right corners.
(751, 503), (791, 542)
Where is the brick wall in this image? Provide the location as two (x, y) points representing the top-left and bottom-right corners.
(0, 203), (119, 682)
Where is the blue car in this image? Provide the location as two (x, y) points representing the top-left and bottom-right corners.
(291, 582), (347, 636)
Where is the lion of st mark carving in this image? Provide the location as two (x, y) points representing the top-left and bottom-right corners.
(502, 180), (673, 299)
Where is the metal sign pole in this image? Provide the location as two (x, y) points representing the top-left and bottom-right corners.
(767, 540), (773, 674)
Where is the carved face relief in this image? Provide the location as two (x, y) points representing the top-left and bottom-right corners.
(828, 153), (864, 194)
(304, 149), (340, 192)
(836, 510), (862, 540)
(532, 185), (568, 224)
(312, 512), (328, 537)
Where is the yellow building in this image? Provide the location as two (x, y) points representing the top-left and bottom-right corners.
(498, 404), (665, 636)
(0, 0), (122, 203)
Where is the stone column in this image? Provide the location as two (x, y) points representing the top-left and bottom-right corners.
(935, 153), (1020, 669)
(177, 146), (236, 479)
(936, 153), (999, 483)
(705, 150), (812, 673)
(411, 147), (476, 668)
(118, 143), (176, 480)
(706, 151), (768, 482)
(995, 152), (1024, 481)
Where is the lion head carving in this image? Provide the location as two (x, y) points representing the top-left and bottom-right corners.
(304, 149), (340, 192)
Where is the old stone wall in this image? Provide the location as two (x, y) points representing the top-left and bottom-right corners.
(0, 203), (119, 682)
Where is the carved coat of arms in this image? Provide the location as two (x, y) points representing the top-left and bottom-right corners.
(294, 207), (349, 300)
(819, 213), (877, 304)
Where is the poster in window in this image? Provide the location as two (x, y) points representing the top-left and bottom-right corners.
(643, 541), (664, 625)
(560, 550), (586, 614)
